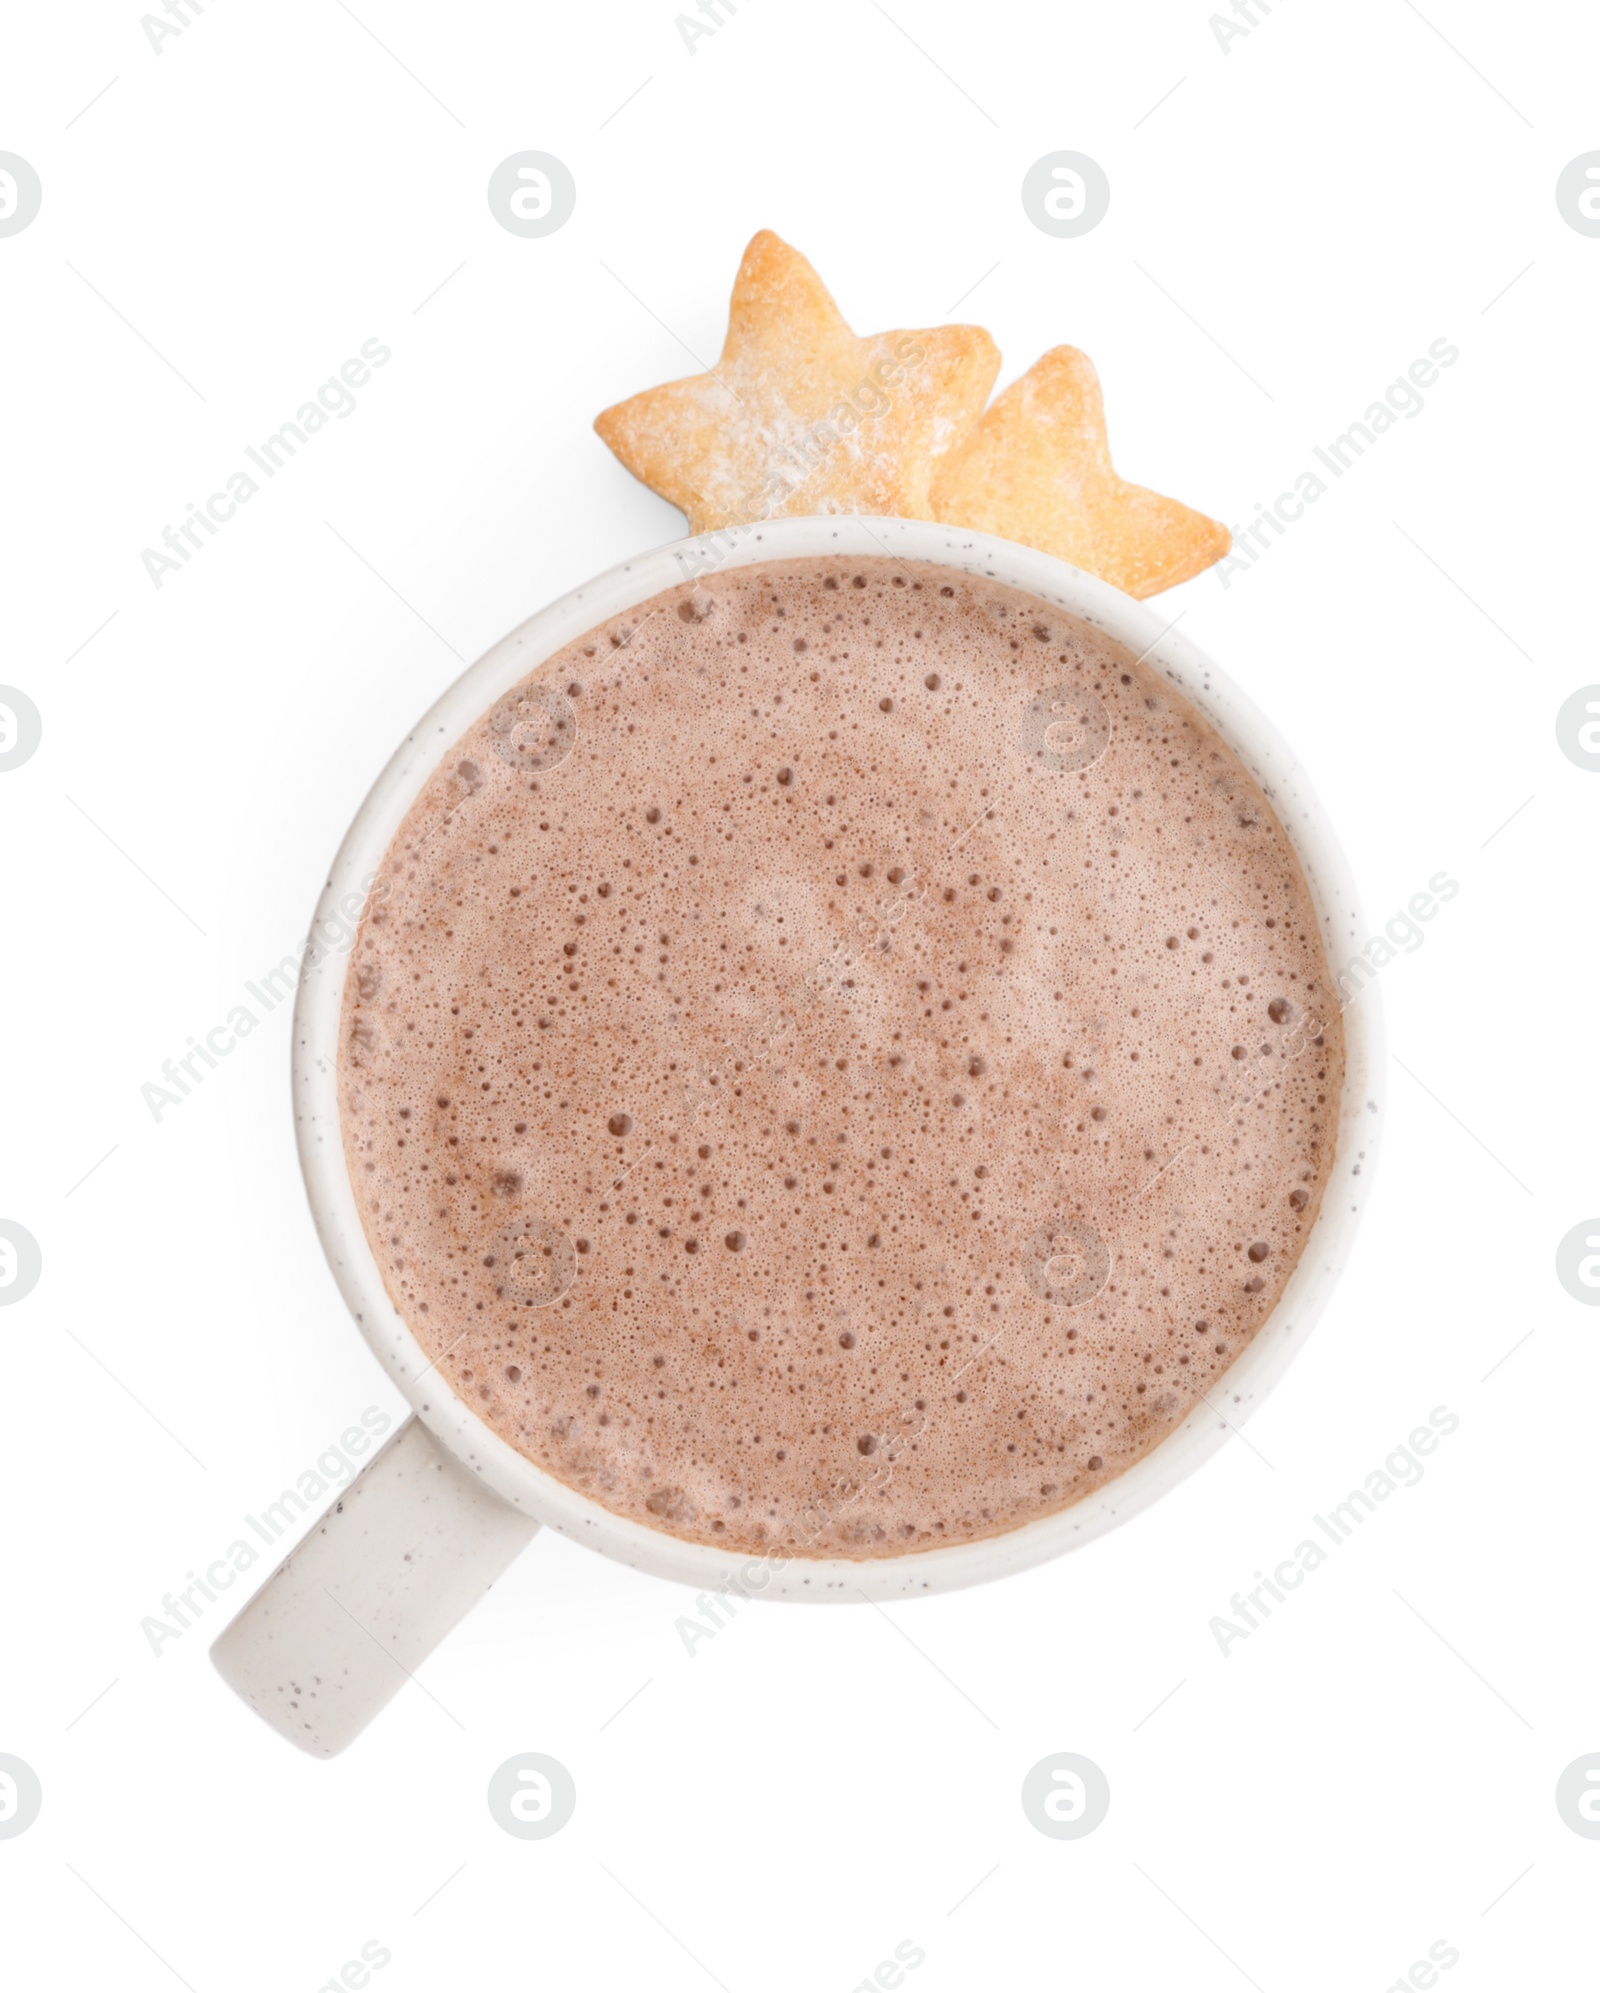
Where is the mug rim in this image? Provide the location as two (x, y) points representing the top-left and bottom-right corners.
(292, 515), (1384, 1601)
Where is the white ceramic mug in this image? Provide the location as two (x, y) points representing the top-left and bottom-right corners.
(211, 516), (1383, 1755)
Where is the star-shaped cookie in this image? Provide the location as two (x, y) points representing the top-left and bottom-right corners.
(931, 346), (1230, 597)
(594, 231), (1000, 535)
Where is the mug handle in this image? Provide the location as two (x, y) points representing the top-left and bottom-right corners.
(210, 1416), (539, 1756)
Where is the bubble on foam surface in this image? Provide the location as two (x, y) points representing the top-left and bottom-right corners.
(338, 557), (1345, 1557)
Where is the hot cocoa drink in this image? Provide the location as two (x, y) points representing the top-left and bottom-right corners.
(339, 556), (1343, 1557)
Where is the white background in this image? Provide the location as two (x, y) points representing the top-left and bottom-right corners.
(2, 1), (1597, 1987)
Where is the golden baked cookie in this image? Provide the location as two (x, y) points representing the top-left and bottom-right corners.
(595, 230), (1000, 535)
(931, 345), (1231, 597)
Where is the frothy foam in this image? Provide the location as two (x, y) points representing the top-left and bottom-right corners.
(339, 557), (1344, 1557)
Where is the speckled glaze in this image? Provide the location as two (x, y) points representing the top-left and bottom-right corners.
(289, 516), (1384, 1603)
(211, 1417), (538, 1757)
